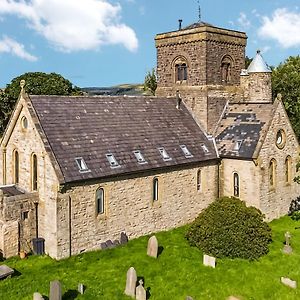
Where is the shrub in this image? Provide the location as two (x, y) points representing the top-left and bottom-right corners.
(186, 197), (272, 260)
(288, 196), (300, 216)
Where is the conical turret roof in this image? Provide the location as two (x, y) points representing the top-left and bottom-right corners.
(247, 50), (271, 73)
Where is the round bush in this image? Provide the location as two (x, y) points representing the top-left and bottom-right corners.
(186, 197), (272, 260)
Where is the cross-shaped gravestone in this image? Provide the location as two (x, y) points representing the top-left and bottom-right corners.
(136, 279), (146, 300)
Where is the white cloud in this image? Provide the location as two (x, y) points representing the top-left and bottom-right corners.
(0, 36), (37, 61)
(237, 12), (251, 29)
(0, 0), (138, 52)
(258, 8), (300, 48)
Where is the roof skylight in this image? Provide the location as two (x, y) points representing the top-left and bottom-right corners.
(201, 144), (210, 154)
(180, 145), (193, 158)
(233, 140), (243, 151)
(75, 157), (90, 173)
(106, 153), (120, 168)
(133, 150), (147, 164)
(158, 147), (172, 161)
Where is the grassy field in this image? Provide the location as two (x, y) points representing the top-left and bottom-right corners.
(1, 216), (300, 299)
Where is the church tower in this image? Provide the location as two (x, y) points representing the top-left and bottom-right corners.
(155, 21), (247, 132)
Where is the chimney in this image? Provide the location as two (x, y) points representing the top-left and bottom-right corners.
(176, 90), (182, 109)
(178, 19), (182, 30)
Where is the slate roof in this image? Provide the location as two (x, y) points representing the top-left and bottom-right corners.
(247, 50), (271, 73)
(183, 21), (214, 30)
(29, 96), (218, 183)
(215, 103), (274, 158)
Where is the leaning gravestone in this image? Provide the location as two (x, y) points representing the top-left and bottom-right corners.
(136, 279), (146, 300)
(120, 232), (129, 244)
(203, 254), (216, 268)
(281, 277), (297, 289)
(49, 280), (62, 300)
(147, 235), (158, 258)
(124, 267), (137, 298)
(0, 264), (14, 279)
(33, 292), (44, 300)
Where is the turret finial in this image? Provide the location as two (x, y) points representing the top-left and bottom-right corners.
(20, 80), (26, 92)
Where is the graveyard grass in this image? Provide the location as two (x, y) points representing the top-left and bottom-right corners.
(1, 216), (300, 299)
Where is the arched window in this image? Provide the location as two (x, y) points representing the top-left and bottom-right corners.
(13, 150), (19, 184)
(153, 178), (159, 201)
(233, 172), (239, 197)
(197, 169), (201, 191)
(174, 57), (188, 82)
(269, 159), (276, 188)
(31, 154), (38, 191)
(96, 188), (104, 215)
(221, 55), (233, 83)
(285, 156), (292, 184)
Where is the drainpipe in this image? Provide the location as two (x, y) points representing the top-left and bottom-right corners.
(35, 202), (38, 238)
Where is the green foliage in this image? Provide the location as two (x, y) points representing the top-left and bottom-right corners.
(245, 56), (253, 69)
(0, 72), (82, 136)
(291, 211), (300, 221)
(186, 197), (272, 260)
(144, 68), (157, 95)
(272, 56), (300, 140)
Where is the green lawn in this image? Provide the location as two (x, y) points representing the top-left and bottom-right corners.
(1, 216), (300, 299)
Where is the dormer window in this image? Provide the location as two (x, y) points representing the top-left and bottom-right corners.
(180, 145), (193, 158)
(233, 140), (243, 152)
(133, 150), (147, 164)
(75, 157), (90, 172)
(158, 147), (171, 161)
(106, 153), (120, 168)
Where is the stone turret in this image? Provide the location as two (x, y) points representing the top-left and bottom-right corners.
(240, 50), (272, 103)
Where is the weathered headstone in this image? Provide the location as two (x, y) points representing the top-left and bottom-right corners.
(33, 292), (44, 300)
(78, 283), (85, 295)
(100, 242), (108, 250)
(147, 236), (158, 258)
(283, 231), (293, 254)
(281, 277), (297, 289)
(120, 232), (129, 244)
(106, 240), (115, 249)
(136, 279), (146, 300)
(124, 267), (137, 298)
(113, 239), (120, 247)
(49, 280), (62, 300)
(203, 254), (216, 268)
(0, 264), (14, 279)
(186, 296), (194, 300)
(227, 297), (241, 300)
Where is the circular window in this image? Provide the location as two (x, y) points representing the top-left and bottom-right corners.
(276, 129), (286, 149)
(21, 116), (28, 129)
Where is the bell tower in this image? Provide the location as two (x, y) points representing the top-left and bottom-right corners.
(155, 21), (247, 132)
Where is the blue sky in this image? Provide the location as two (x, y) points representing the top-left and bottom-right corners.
(0, 0), (299, 88)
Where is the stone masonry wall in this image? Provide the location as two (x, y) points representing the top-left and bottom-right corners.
(258, 101), (300, 220)
(55, 162), (219, 259)
(0, 97), (60, 258)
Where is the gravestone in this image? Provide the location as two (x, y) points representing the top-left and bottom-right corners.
(100, 242), (108, 250)
(0, 264), (14, 279)
(203, 254), (216, 268)
(120, 232), (129, 244)
(147, 236), (158, 258)
(136, 279), (146, 300)
(227, 297), (241, 300)
(186, 297), (194, 300)
(33, 292), (44, 300)
(49, 280), (62, 300)
(113, 239), (120, 246)
(283, 231), (293, 254)
(78, 283), (85, 295)
(281, 277), (297, 289)
(106, 240), (115, 249)
(124, 267), (137, 298)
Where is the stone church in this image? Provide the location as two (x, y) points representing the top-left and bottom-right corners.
(0, 21), (299, 259)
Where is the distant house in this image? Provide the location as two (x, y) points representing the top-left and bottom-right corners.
(0, 21), (298, 259)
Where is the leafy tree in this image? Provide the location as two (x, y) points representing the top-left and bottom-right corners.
(0, 72), (82, 136)
(272, 56), (300, 140)
(186, 197), (272, 260)
(144, 68), (157, 95)
(245, 56), (253, 69)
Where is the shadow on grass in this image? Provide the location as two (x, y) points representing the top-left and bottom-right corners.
(158, 246), (164, 257)
(62, 289), (79, 300)
(12, 269), (22, 278)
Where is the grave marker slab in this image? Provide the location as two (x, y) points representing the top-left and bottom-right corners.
(281, 277), (297, 289)
(0, 265), (14, 279)
(136, 279), (146, 300)
(124, 267), (137, 298)
(33, 292), (44, 300)
(120, 232), (129, 244)
(78, 283), (85, 295)
(147, 236), (158, 258)
(49, 280), (62, 300)
(203, 254), (216, 268)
